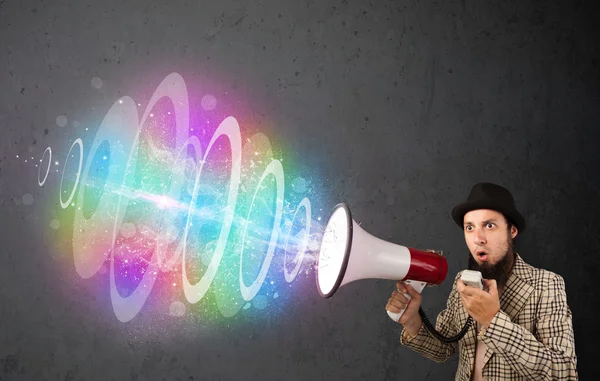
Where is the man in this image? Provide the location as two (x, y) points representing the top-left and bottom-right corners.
(386, 182), (578, 380)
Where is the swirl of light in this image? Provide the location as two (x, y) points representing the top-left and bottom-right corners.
(70, 72), (191, 322)
(283, 197), (311, 283)
(61, 72), (318, 322)
(155, 135), (203, 272)
(72, 97), (140, 280)
(38, 147), (52, 186)
(239, 159), (285, 301)
(109, 72), (191, 322)
(60, 138), (83, 209)
(182, 116), (242, 304)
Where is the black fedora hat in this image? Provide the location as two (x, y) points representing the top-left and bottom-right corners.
(451, 182), (526, 232)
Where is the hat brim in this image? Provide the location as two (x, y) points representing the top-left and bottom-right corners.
(451, 199), (526, 232)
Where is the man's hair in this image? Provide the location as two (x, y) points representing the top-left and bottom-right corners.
(506, 219), (514, 231)
(504, 215), (517, 247)
(502, 214), (514, 231)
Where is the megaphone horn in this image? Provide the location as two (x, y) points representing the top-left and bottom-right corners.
(316, 203), (448, 322)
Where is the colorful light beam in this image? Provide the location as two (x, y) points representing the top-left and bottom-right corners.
(36, 72), (325, 323)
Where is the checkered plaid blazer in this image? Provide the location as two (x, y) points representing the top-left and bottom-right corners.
(400, 253), (578, 380)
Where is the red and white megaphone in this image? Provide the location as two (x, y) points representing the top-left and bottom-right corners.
(316, 203), (448, 322)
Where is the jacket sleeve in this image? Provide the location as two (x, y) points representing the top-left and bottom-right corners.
(399, 274), (462, 363)
(479, 273), (578, 380)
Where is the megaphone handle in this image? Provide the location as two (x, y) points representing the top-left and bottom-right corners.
(387, 280), (427, 322)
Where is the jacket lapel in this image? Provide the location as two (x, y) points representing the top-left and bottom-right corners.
(456, 283), (478, 363)
(482, 253), (534, 367)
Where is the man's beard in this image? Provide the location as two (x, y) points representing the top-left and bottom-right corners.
(468, 235), (515, 290)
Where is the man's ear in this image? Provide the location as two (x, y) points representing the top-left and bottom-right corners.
(511, 226), (518, 239)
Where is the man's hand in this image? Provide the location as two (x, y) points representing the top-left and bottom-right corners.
(386, 281), (423, 336)
(456, 278), (500, 329)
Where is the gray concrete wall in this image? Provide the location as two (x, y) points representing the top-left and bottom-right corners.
(1, 0), (597, 379)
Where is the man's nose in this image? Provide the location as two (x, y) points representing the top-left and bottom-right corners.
(474, 229), (486, 245)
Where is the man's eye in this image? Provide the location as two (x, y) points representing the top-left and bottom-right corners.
(487, 223), (494, 228)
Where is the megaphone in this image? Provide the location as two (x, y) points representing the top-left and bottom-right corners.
(316, 203), (448, 322)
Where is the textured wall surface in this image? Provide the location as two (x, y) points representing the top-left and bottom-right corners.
(1, 0), (598, 380)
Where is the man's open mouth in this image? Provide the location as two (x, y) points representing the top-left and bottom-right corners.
(477, 251), (489, 261)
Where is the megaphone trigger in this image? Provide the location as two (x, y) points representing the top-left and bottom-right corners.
(386, 280), (427, 322)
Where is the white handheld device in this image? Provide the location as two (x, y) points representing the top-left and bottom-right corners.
(460, 270), (483, 289)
